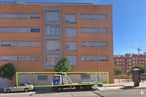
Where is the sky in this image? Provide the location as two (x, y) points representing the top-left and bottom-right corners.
(0, 0), (146, 55)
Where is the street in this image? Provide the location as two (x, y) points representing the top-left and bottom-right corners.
(0, 88), (146, 97)
(0, 91), (99, 97)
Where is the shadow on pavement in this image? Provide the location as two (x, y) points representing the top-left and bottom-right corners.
(34, 87), (54, 94)
(121, 86), (146, 90)
(34, 87), (95, 94)
(121, 86), (134, 89)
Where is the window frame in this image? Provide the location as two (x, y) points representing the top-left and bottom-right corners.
(66, 56), (77, 66)
(81, 55), (108, 61)
(65, 14), (77, 24)
(65, 27), (77, 38)
(0, 13), (40, 19)
(45, 11), (60, 22)
(80, 14), (108, 20)
(80, 27), (108, 33)
(66, 41), (77, 51)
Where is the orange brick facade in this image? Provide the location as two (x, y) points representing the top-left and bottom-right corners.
(0, 3), (114, 83)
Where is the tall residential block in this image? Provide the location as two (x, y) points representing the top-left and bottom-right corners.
(0, 2), (114, 83)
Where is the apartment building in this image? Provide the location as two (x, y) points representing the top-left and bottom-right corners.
(0, 2), (114, 83)
(114, 54), (146, 73)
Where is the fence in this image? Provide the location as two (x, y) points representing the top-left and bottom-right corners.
(16, 72), (109, 88)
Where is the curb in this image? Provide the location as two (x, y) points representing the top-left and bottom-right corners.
(121, 86), (146, 89)
(92, 90), (105, 97)
(103, 85), (124, 87)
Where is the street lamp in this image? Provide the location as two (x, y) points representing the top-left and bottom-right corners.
(96, 43), (99, 82)
(96, 47), (99, 71)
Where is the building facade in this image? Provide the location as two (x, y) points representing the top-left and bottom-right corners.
(114, 54), (146, 73)
(0, 3), (114, 83)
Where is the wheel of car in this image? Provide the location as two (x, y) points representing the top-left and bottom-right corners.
(76, 86), (81, 90)
(57, 87), (62, 92)
(6, 89), (11, 93)
(24, 88), (29, 92)
(83, 86), (92, 91)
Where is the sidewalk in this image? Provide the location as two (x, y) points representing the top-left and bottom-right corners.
(114, 79), (146, 88)
(97, 79), (146, 90)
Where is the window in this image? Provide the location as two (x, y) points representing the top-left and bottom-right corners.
(38, 75), (48, 81)
(81, 55), (108, 61)
(46, 55), (59, 66)
(66, 56), (76, 65)
(65, 28), (77, 37)
(116, 63), (119, 65)
(0, 56), (17, 61)
(81, 42), (95, 47)
(80, 74), (90, 80)
(65, 14), (76, 23)
(0, 27), (40, 33)
(80, 14), (107, 20)
(0, 13), (40, 19)
(46, 11), (60, 21)
(66, 42), (77, 51)
(0, 56), (40, 61)
(97, 41), (107, 47)
(128, 59), (131, 62)
(80, 27), (107, 33)
(46, 25), (60, 36)
(46, 40), (60, 51)
(81, 56), (96, 61)
(31, 28), (40, 32)
(81, 41), (107, 47)
(0, 42), (12, 46)
(32, 42), (40, 47)
(17, 56), (40, 61)
(18, 42), (40, 47)
(98, 55), (108, 61)
(0, 41), (40, 47)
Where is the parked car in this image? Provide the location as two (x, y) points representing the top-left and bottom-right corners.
(4, 83), (34, 93)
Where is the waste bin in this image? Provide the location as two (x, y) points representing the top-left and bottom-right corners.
(132, 68), (141, 87)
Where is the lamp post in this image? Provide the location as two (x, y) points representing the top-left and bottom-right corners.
(96, 43), (99, 81)
(97, 47), (99, 71)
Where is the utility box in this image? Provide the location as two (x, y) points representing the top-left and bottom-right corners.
(132, 68), (141, 87)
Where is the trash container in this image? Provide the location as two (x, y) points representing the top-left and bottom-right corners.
(132, 68), (141, 87)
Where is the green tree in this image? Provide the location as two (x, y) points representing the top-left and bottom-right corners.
(125, 65), (146, 82)
(0, 63), (16, 80)
(126, 64), (146, 76)
(132, 64), (146, 74)
(126, 69), (132, 76)
(114, 67), (123, 82)
(55, 58), (71, 72)
(126, 69), (132, 82)
(114, 67), (123, 75)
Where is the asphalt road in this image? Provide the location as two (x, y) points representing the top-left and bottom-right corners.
(1, 88), (146, 97)
(0, 91), (99, 97)
(96, 88), (146, 97)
